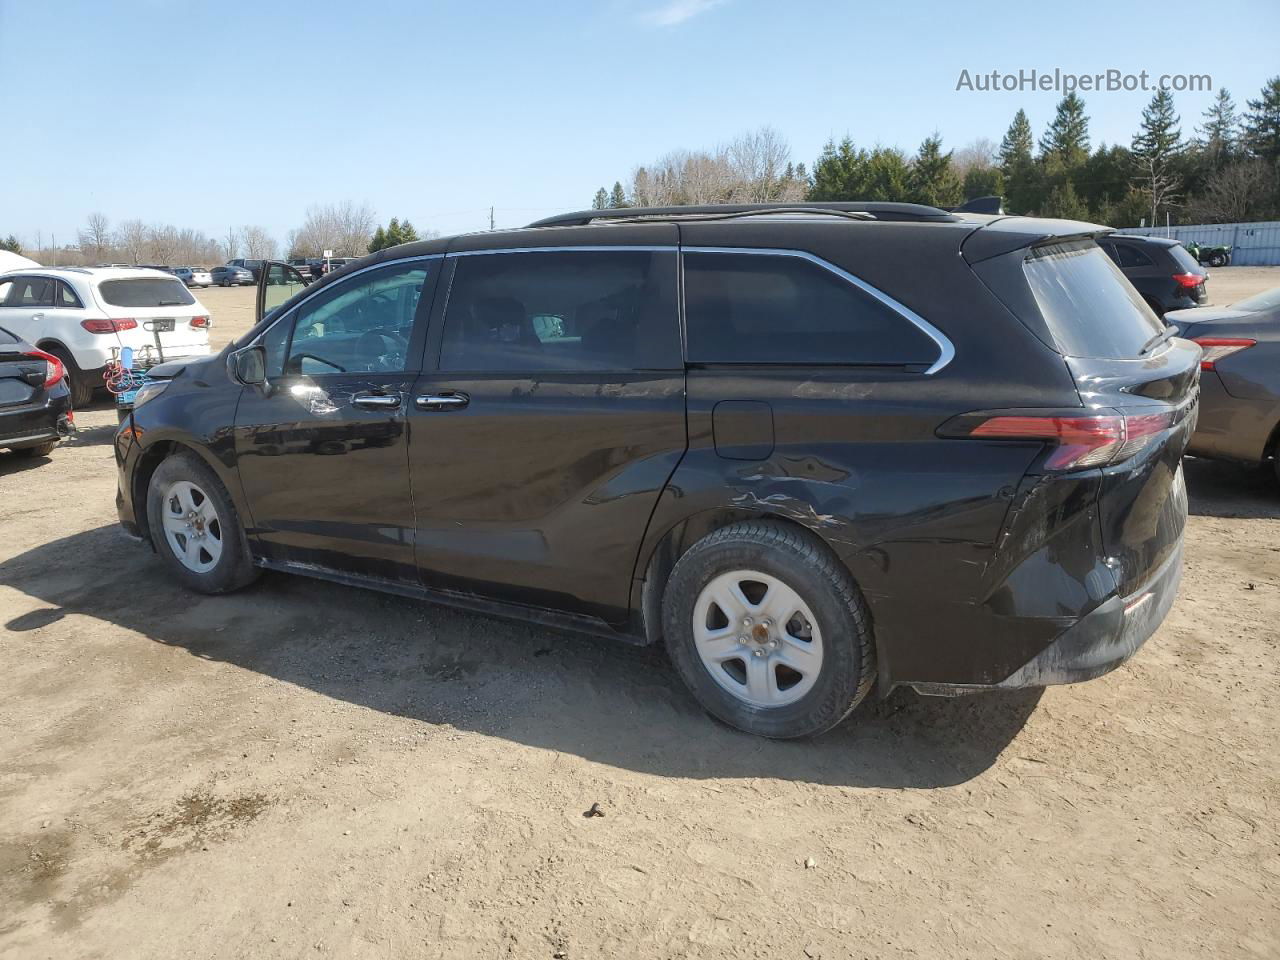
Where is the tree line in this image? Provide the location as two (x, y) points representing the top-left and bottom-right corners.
(591, 76), (1280, 227)
(5, 204), (434, 267)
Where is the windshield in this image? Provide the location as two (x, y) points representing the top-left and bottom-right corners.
(97, 277), (196, 308)
(1023, 241), (1166, 359)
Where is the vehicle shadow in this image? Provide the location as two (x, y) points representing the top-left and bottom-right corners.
(2, 525), (1043, 790)
(1183, 456), (1279, 519)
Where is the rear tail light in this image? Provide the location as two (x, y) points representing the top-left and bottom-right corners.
(24, 348), (65, 388)
(960, 410), (1176, 471)
(189, 315), (211, 328)
(1172, 273), (1203, 289)
(80, 318), (138, 334)
(1191, 336), (1255, 370)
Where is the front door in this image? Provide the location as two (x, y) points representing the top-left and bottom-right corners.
(233, 257), (439, 582)
(407, 240), (686, 623)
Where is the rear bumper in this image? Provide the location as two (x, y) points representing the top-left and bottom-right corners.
(911, 535), (1183, 696)
(0, 390), (74, 449)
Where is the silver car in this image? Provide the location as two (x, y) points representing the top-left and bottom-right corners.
(172, 266), (212, 288)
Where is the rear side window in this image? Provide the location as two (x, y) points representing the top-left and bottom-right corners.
(97, 278), (195, 308)
(2, 276), (56, 308)
(57, 281), (82, 307)
(683, 252), (938, 366)
(1023, 242), (1165, 359)
(440, 250), (679, 372)
(1112, 244), (1153, 268)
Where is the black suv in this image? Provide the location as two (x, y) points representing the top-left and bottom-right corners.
(114, 203), (1198, 738)
(1100, 235), (1208, 316)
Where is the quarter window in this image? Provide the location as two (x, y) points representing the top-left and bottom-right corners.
(275, 262), (430, 376)
(439, 250), (679, 372)
(1112, 244), (1154, 268)
(57, 281), (83, 308)
(683, 252), (938, 366)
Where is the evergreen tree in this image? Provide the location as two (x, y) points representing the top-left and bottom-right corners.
(1197, 88), (1239, 170)
(1132, 89), (1184, 225)
(962, 166), (1003, 201)
(1039, 93), (1091, 167)
(999, 110), (1041, 213)
(1039, 181), (1089, 220)
(0, 235), (21, 253)
(399, 220), (419, 244)
(592, 187), (609, 210)
(1243, 76), (1280, 166)
(1078, 144), (1133, 218)
(367, 226), (386, 253)
(907, 135), (962, 208)
(385, 217), (403, 246)
(609, 181), (627, 208)
(808, 137), (867, 200)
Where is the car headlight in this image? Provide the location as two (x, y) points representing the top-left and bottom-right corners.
(132, 380), (170, 409)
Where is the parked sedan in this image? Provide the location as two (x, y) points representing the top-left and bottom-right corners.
(211, 266), (254, 287)
(173, 267), (212, 288)
(1167, 288), (1280, 482)
(0, 324), (73, 459)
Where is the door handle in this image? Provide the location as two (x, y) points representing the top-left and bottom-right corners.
(352, 392), (401, 409)
(31, 313), (44, 320)
(415, 392), (469, 411)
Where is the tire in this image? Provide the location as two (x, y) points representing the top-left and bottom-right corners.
(15, 440), (57, 458)
(662, 521), (875, 738)
(46, 347), (94, 408)
(146, 451), (259, 594)
(1209, 253), (1227, 267)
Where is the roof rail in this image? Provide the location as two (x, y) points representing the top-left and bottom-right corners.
(529, 201), (959, 228)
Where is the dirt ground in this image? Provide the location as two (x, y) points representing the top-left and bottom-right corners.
(1, 267), (1278, 959)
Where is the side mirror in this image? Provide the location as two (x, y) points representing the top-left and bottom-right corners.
(232, 345), (267, 385)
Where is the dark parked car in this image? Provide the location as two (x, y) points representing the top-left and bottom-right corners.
(114, 202), (1197, 738)
(226, 258), (267, 282)
(1100, 235), (1208, 316)
(1167, 287), (1280, 481)
(1, 324), (73, 459)
(211, 266), (254, 287)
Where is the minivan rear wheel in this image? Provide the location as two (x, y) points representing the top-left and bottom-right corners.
(663, 521), (875, 738)
(146, 452), (259, 594)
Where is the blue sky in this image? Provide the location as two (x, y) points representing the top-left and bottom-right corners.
(2, 0), (1277, 246)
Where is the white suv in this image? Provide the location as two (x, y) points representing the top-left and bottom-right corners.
(0, 267), (212, 406)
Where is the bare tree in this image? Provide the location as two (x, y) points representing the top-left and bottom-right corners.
(147, 224), (180, 264)
(285, 202), (376, 257)
(241, 225), (278, 260)
(115, 220), (149, 265)
(624, 127), (805, 207)
(78, 212), (112, 262)
(951, 138), (998, 178)
(222, 227), (241, 261)
(1185, 158), (1274, 223)
(1132, 153), (1181, 226)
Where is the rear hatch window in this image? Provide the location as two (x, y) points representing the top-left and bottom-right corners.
(1023, 241), (1165, 359)
(1168, 243), (1203, 274)
(98, 278), (195, 309)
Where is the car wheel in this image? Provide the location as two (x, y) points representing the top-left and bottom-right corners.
(15, 440), (57, 458)
(46, 347), (94, 407)
(146, 452), (259, 594)
(662, 520), (875, 738)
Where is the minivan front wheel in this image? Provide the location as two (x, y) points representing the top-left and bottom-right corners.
(663, 521), (875, 738)
(146, 452), (258, 594)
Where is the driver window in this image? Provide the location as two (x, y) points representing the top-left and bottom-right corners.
(282, 263), (430, 376)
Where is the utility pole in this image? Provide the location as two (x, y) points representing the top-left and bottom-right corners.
(489, 206), (495, 231)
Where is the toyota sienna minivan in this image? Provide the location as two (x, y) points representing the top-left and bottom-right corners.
(114, 202), (1198, 738)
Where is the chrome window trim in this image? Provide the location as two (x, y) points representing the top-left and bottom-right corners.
(681, 246), (956, 375)
(252, 254), (444, 346)
(447, 245), (673, 257)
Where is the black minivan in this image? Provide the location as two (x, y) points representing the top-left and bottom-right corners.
(114, 202), (1198, 738)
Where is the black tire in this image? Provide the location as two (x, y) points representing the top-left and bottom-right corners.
(1209, 253), (1227, 267)
(146, 451), (259, 594)
(15, 440), (57, 458)
(46, 347), (94, 407)
(662, 521), (875, 738)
